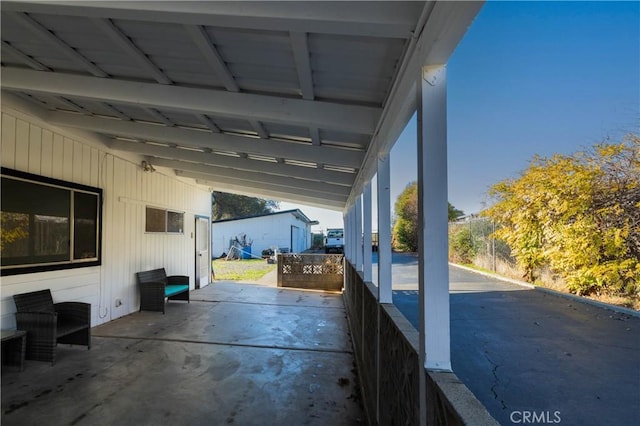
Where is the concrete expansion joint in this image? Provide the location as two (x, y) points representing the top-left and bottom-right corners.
(193, 299), (345, 310)
(92, 334), (354, 355)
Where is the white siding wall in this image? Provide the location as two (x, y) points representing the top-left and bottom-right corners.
(0, 102), (211, 329)
(212, 213), (312, 258)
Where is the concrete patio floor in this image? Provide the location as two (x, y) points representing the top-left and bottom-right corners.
(1, 282), (365, 426)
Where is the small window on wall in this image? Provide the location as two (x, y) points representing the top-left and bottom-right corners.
(167, 211), (184, 233)
(145, 207), (166, 232)
(145, 207), (184, 234)
(1, 168), (102, 276)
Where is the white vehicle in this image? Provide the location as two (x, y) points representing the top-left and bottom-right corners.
(324, 228), (344, 253)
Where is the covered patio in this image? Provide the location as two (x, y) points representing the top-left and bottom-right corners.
(2, 281), (364, 425)
(1, 1), (496, 424)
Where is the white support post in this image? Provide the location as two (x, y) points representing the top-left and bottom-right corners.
(355, 195), (363, 273)
(417, 64), (451, 422)
(347, 207), (354, 263)
(348, 206), (355, 263)
(375, 153), (392, 424)
(343, 210), (349, 262)
(363, 182), (373, 283)
(377, 154), (392, 304)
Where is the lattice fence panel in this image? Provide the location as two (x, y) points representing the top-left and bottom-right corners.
(278, 254), (344, 291)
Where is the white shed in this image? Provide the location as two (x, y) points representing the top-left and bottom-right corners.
(212, 209), (318, 258)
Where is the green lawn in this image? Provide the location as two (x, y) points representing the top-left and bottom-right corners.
(212, 258), (276, 281)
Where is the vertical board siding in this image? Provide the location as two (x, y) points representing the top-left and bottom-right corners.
(15, 119), (29, 171)
(1, 109), (211, 328)
(52, 133), (64, 179)
(28, 124), (42, 174)
(41, 129), (53, 176)
(0, 268), (101, 329)
(101, 154), (115, 321)
(1, 114), (16, 168)
(90, 149), (100, 187)
(72, 140), (83, 183)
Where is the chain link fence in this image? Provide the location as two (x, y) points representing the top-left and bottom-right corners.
(448, 216), (520, 278)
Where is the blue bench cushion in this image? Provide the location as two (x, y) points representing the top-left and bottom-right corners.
(165, 285), (189, 298)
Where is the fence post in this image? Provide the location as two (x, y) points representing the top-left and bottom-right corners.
(492, 220), (496, 272)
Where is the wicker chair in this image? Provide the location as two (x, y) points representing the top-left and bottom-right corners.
(13, 289), (91, 365)
(136, 268), (190, 314)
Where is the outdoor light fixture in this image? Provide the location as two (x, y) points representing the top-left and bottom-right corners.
(141, 160), (156, 173)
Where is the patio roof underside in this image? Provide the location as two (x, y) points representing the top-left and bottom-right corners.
(0, 1), (481, 211)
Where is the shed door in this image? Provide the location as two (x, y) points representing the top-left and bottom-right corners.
(290, 225), (302, 253)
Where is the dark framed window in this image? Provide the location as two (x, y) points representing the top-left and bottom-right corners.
(1, 168), (102, 276)
(145, 207), (166, 232)
(145, 206), (184, 234)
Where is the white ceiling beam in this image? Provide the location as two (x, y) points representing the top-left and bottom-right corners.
(152, 159), (350, 199)
(4, 68), (381, 135)
(183, 24), (239, 92)
(48, 112), (364, 168)
(1, 41), (51, 71)
(56, 97), (89, 113)
(2, 1), (420, 39)
(7, 12), (108, 77)
(9, 91), (54, 110)
(192, 177), (345, 210)
(100, 103), (130, 120)
(144, 108), (174, 126)
(249, 120), (269, 139)
(196, 114), (221, 133)
(310, 127), (321, 146)
(290, 32), (314, 100)
(91, 18), (172, 85)
(178, 165), (350, 199)
(109, 138), (355, 186)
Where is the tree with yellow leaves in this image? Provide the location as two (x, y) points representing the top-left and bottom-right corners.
(484, 134), (639, 297)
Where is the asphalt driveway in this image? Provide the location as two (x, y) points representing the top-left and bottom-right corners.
(373, 252), (640, 425)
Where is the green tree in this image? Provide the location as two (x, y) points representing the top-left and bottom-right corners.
(484, 134), (639, 296)
(393, 182), (418, 251)
(392, 181), (465, 252)
(449, 203), (465, 221)
(449, 225), (475, 263)
(212, 192), (279, 221)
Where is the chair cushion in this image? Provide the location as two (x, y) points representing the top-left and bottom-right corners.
(164, 285), (188, 298)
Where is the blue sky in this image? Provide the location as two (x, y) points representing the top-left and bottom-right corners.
(281, 0), (640, 230)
